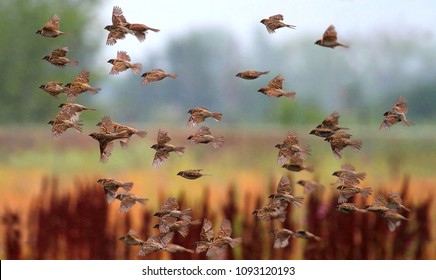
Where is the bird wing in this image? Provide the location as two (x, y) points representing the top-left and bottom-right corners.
(201, 219), (214, 241)
(218, 218), (232, 237)
(73, 70), (90, 83)
(276, 175), (292, 194)
(157, 128), (171, 145)
(393, 96), (408, 114)
(322, 111), (341, 128)
(44, 14), (60, 31)
(322, 25), (338, 42)
(116, 50), (131, 61)
(268, 14), (284, 21)
(112, 6), (127, 25)
(51, 47), (68, 57)
(267, 74), (284, 89)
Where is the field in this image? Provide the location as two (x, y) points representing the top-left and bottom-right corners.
(0, 124), (435, 259)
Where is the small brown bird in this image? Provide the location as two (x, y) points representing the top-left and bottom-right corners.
(96, 116), (147, 149)
(292, 230), (321, 241)
(270, 228), (295, 248)
(252, 200), (288, 222)
(139, 232), (175, 256)
(39, 81), (67, 98)
(141, 69), (177, 85)
(268, 175), (304, 208)
(89, 131), (129, 163)
(57, 103), (95, 122)
(379, 97), (414, 131)
(163, 244), (194, 254)
(97, 178), (134, 204)
(154, 197), (192, 223)
(48, 118), (82, 140)
(235, 70), (270, 80)
(387, 193), (411, 212)
(364, 194), (390, 214)
(310, 111), (349, 138)
(324, 132), (362, 159)
(281, 158), (314, 173)
(258, 74), (296, 99)
(193, 219), (214, 254)
(155, 219), (201, 237)
(334, 203), (367, 214)
(260, 14), (296, 34)
(332, 164), (366, 186)
(107, 50), (142, 75)
(125, 23), (160, 42)
(150, 129), (185, 168)
(315, 25), (349, 48)
(64, 70), (101, 101)
(119, 229), (145, 246)
(296, 180), (324, 194)
(104, 6), (131, 45)
(43, 47), (79, 67)
(115, 192), (148, 213)
(336, 185), (372, 204)
(177, 169), (211, 180)
(206, 219), (241, 259)
(36, 14), (64, 38)
(381, 210), (408, 232)
(275, 131), (311, 166)
(187, 126), (224, 149)
(187, 107), (222, 128)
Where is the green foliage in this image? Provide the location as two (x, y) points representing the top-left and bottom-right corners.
(0, 0), (103, 124)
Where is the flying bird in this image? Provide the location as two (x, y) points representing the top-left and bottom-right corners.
(260, 14), (296, 34)
(292, 230), (322, 241)
(235, 70), (270, 80)
(39, 81), (67, 98)
(107, 50), (142, 75)
(275, 131), (311, 166)
(187, 126), (224, 149)
(141, 69), (177, 85)
(379, 97), (414, 130)
(36, 14), (64, 38)
(270, 228), (295, 249)
(296, 180), (324, 194)
(315, 25), (349, 48)
(96, 116), (146, 148)
(177, 169), (211, 180)
(89, 131), (129, 163)
(258, 74), (296, 99)
(334, 203), (367, 214)
(187, 107), (222, 128)
(205, 219), (242, 259)
(42, 47), (78, 67)
(324, 132), (362, 159)
(150, 129), (185, 168)
(97, 178), (134, 204)
(104, 6), (131, 45)
(64, 70), (101, 101)
(332, 164), (366, 186)
(336, 185), (372, 204)
(115, 192), (148, 213)
(125, 23), (160, 42)
(268, 175), (304, 208)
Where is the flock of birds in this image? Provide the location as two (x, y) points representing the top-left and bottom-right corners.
(36, 8), (414, 258)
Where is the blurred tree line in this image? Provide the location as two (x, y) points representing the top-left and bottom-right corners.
(1, 1), (435, 126)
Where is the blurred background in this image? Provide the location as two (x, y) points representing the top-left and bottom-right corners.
(0, 0), (435, 259)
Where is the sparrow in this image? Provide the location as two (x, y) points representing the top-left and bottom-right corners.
(269, 228), (295, 249)
(39, 81), (67, 98)
(107, 50), (142, 75)
(89, 131), (129, 163)
(387, 193), (411, 212)
(163, 244), (194, 254)
(275, 131), (311, 166)
(206, 219), (242, 259)
(187, 107), (222, 128)
(292, 230), (321, 241)
(332, 164), (366, 186)
(96, 116), (147, 148)
(334, 203), (367, 214)
(155, 219), (201, 237)
(252, 200), (287, 222)
(281, 157), (314, 173)
(258, 74), (296, 99)
(125, 23), (160, 42)
(96, 178), (134, 204)
(36, 14), (64, 38)
(380, 96), (414, 131)
(268, 175), (304, 208)
(43, 47), (79, 67)
(119, 229), (145, 246)
(139, 232), (175, 256)
(315, 25), (349, 48)
(154, 197), (192, 223)
(318, 111), (349, 131)
(324, 132), (362, 159)
(115, 192), (148, 213)
(235, 70), (269, 80)
(336, 185), (372, 204)
(150, 129), (185, 168)
(177, 169), (211, 180)
(381, 210), (408, 232)
(193, 219), (214, 254)
(364, 194), (390, 214)
(187, 126), (224, 149)
(104, 6), (131, 45)
(296, 180), (324, 194)
(260, 14), (296, 34)
(48, 118), (82, 140)
(57, 103), (95, 122)
(141, 69), (177, 85)
(64, 70), (101, 101)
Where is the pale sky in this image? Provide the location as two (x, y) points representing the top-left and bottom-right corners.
(97, 0), (436, 59)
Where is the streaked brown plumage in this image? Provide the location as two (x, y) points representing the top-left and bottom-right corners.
(39, 81), (67, 98)
(64, 70), (101, 102)
(125, 23), (160, 42)
(260, 14), (296, 34)
(270, 228), (295, 248)
(96, 116), (146, 149)
(332, 164), (366, 186)
(138, 232), (174, 256)
(315, 25), (349, 48)
(324, 132), (362, 159)
(281, 157), (314, 173)
(177, 169), (211, 180)
(387, 193), (411, 212)
(97, 178), (134, 204)
(89, 131), (129, 163)
(380, 96), (414, 130)
(119, 229), (145, 246)
(141, 69), (177, 85)
(163, 244), (194, 254)
(235, 70), (269, 80)
(292, 230), (322, 241)
(155, 219), (201, 237)
(104, 6), (131, 45)
(364, 194), (390, 214)
(336, 185), (372, 204)
(205, 219), (241, 259)
(150, 128), (185, 168)
(193, 219), (214, 254)
(107, 50), (142, 75)
(153, 197), (192, 223)
(334, 203), (367, 214)
(275, 131), (311, 166)
(381, 210), (408, 232)
(48, 118), (82, 140)
(187, 107), (222, 128)
(36, 14), (64, 38)
(57, 103), (95, 122)
(115, 192), (148, 213)
(42, 47), (78, 67)
(310, 111), (349, 138)
(187, 126), (224, 149)
(252, 199), (288, 222)
(268, 175), (304, 208)
(258, 74), (296, 99)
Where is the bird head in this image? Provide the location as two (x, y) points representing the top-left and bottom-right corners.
(332, 171), (340, 177)
(104, 25), (112, 31)
(314, 40), (322, 45)
(58, 103), (66, 108)
(235, 73), (242, 77)
(36, 30), (42, 34)
(252, 210), (258, 215)
(42, 56), (50, 61)
(296, 180), (305, 185)
(107, 59), (115, 64)
(257, 88), (266, 93)
(39, 85), (45, 89)
(336, 185), (347, 190)
(47, 120), (54, 125)
(260, 19), (267, 24)
(150, 144), (158, 149)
